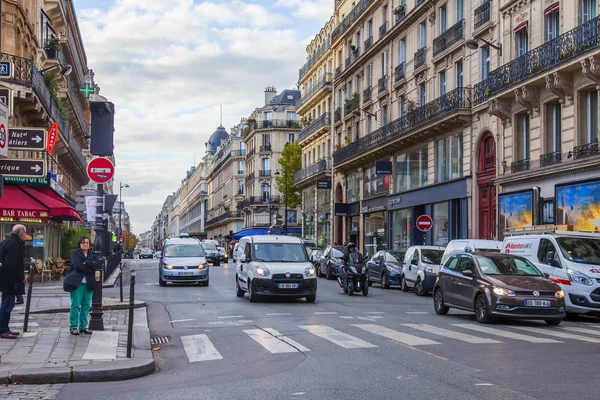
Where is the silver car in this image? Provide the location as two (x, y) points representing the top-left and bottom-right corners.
(200, 242), (220, 266)
(159, 238), (209, 286)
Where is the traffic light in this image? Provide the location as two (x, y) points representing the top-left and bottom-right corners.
(275, 213), (283, 227)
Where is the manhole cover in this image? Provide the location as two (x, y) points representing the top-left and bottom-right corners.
(151, 336), (171, 345)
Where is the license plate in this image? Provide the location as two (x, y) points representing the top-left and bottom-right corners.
(180, 272), (194, 276)
(525, 300), (551, 307)
(278, 283), (299, 289)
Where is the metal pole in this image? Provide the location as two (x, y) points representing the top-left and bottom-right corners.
(126, 270), (136, 358)
(90, 183), (105, 331)
(119, 183), (122, 239)
(284, 169), (288, 235)
(23, 265), (34, 332)
(119, 265), (123, 302)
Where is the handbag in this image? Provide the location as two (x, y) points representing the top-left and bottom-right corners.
(62, 267), (81, 292)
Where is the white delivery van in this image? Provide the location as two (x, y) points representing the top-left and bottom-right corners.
(502, 227), (600, 315)
(440, 239), (503, 266)
(401, 245), (445, 296)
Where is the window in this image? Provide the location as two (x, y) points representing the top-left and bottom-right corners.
(440, 5), (447, 34)
(538, 238), (558, 265)
(580, 0), (597, 24)
(355, 31), (361, 49)
(419, 22), (427, 48)
(583, 88), (599, 143)
(436, 133), (462, 182)
(238, 160), (244, 173)
(439, 71), (446, 96)
(445, 256), (460, 271)
(262, 134), (270, 146)
(287, 111), (296, 121)
(458, 255), (476, 273)
(546, 103), (562, 153)
(383, 5), (388, 22)
(287, 210), (298, 225)
(345, 172), (361, 203)
(237, 180), (244, 195)
(395, 145), (428, 192)
(545, 5), (560, 42)
(347, 81), (353, 99)
(356, 75), (362, 93)
(262, 157), (270, 171)
(367, 63), (373, 86)
(399, 39), (406, 63)
(419, 83), (426, 106)
(433, 202), (450, 246)
(337, 90), (343, 108)
(367, 115), (372, 134)
(456, 0), (464, 21)
(481, 47), (490, 80)
(363, 162), (390, 198)
(381, 51), (389, 77)
(287, 133), (296, 143)
(515, 26), (529, 57)
(399, 95), (405, 119)
(261, 184), (271, 200)
(516, 113), (530, 161)
(455, 60), (463, 88)
(265, 111), (272, 121)
(382, 104), (389, 125)
(367, 20), (373, 37)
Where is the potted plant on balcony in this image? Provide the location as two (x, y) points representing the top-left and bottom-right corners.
(344, 135), (352, 145)
(393, 5), (405, 14)
(45, 37), (60, 59)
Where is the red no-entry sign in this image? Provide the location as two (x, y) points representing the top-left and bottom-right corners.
(416, 215), (433, 232)
(87, 157), (115, 184)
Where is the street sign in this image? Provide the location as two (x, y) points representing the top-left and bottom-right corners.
(47, 122), (59, 154)
(87, 157), (115, 184)
(416, 215), (433, 232)
(0, 62), (12, 79)
(0, 158), (46, 178)
(8, 128), (46, 151)
(0, 101), (8, 159)
(0, 87), (12, 116)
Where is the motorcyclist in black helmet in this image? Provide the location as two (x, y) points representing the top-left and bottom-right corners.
(340, 242), (364, 285)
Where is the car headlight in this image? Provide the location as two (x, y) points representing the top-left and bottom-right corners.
(387, 267), (400, 275)
(305, 267), (315, 276)
(166, 264), (174, 270)
(256, 267), (270, 276)
(493, 287), (516, 297)
(425, 266), (436, 274)
(555, 290), (565, 299)
(198, 264), (207, 270)
(567, 269), (594, 286)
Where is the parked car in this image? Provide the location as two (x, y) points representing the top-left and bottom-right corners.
(232, 242), (240, 263)
(319, 245), (346, 279)
(200, 242), (220, 266)
(217, 246), (228, 263)
(440, 239), (503, 266)
(301, 239), (318, 251)
(401, 246), (445, 295)
(139, 249), (153, 259)
(158, 238), (209, 287)
(433, 252), (566, 324)
(309, 249), (324, 268)
(235, 235), (316, 303)
(366, 250), (406, 288)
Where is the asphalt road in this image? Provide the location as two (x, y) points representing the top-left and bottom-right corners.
(55, 259), (600, 400)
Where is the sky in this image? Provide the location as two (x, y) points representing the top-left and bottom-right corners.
(74, 0), (333, 234)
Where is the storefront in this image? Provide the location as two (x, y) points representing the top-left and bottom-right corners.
(302, 187), (316, 241)
(316, 183), (331, 248)
(361, 196), (388, 258)
(346, 202), (360, 246)
(388, 178), (469, 249)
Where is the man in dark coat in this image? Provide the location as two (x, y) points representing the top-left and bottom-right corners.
(0, 224), (27, 339)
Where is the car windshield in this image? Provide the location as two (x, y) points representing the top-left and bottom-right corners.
(164, 244), (205, 258)
(556, 237), (600, 266)
(141, 249), (152, 255)
(476, 256), (542, 276)
(253, 243), (308, 262)
(385, 252), (405, 262)
(201, 243), (217, 250)
(421, 250), (443, 265)
(331, 248), (345, 258)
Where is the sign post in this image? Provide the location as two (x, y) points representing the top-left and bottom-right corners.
(0, 100), (8, 159)
(416, 215), (433, 245)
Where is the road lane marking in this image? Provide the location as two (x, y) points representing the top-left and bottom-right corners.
(452, 324), (562, 343)
(314, 312), (337, 315)
(244, 328), (310, 353)
(511, 326), (600, 343)
(353, 324), (439, 346)
(266, 313), (291, 316)
(300, 325), (377, 349)
(83, 331), (119, 360)
(339, 316), (355, 319)
(181, 334), (223, 362)
(561, 326), (600, 336)
(475, 383), (494, 386)
(218, 315), (244, 319)
(170, 319), (194, 323)
(406, 312), (429, 315)
(364, 311), (385, 314)
(403, 324), (502, 344)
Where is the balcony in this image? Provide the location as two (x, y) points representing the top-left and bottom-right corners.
(540, 151), (562, 167)
(240, 196), (281, 209)
(205, 211), (243, 227)
(0, 53), (33, 86)
(335, 65), (342, 78)
(474, 1), (491, 30)
(511, 159), (530, 173)
(294, 158), (331, 185)
(364, 36), (373, 51)
(299, 38), (331, 79)
(231, 149), (246, 157)
(394, 6), (406, 24)
(246, 148), (256, 159)
(363, 86), (372, 102)
(345, 55), (352, 69)
(344, 95), (360, 115)
(395, 62), (406, 82)
(259, 144), (272, 152)
(414, 47), (427, 70)
(259, 169), (271, 177)
(572, 141), (599, 160)
(334, 107), (342, 123)
(297, 74), (332, 109)
(345, 48), (361, 70)
(378, 75), (388, 94)
(249, 119), (301, 131)
(333, 87), (472, 165)
(66, 27), (86, 83)
(474, 15), (600, 105)
(66, 75), (89, 135)
(332, 0), (375, 42)
(245, 172), (256, 182)
(379, 21), (389, 38)
(298, 113), (331, 143)
(433, 20), (464, 57)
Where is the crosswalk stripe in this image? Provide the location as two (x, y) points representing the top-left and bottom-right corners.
(299, 325), (377, 349)
(181, 334), (223, 362)
(243, 328), (310, 353)
(452, 324), (562, 343)
(561, 326), (600, 336)
(403, 324), (502, 344)
(353, 324), (440, 346)
(511, 326), (600, 343)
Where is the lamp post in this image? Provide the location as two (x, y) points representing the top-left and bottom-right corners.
(274, 170), (288, 235)
(119, 182), (129, 248)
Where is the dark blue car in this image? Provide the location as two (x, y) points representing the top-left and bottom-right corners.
(318, 245), (346, 280)
(366, 251), (406, 288)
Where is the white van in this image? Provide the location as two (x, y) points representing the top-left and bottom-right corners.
(235, 235), (317, 303)
(401, 245), (445, 296)
(502, 230), (600, 315)
(440, 239), (503, 266)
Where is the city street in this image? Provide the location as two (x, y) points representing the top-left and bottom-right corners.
(50, 259), (600, 400)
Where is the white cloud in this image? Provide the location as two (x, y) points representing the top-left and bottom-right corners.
(275, 0), (333, 23)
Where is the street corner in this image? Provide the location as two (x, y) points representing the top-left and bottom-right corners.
(70, 357), (156, 383)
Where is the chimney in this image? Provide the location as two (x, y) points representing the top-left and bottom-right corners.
(264, 86), (277, 105)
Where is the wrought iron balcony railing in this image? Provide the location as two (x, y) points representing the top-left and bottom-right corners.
(364, 36), (373, 50)
(335, 65), (342, 78)
(540, 151), (562, 167)
(363, 86), (372, 102)
(572, 141), (600, 160)
(433, 20), (464, 57)
(345, 55), (352, 69)
(246, 148), (255, 159)
(414, 47), (427, 69)
(474, 1), (491, 30)
(378, 75), (388, 94)
(299, 38), (332, 79)
(241, 196), (281, 209)
(297, 73), (332, 108)
(334, 107), (342, 122)
(333, 87), (472, 164)
(394, 6), (406, 24)
(474, 15), (600, 105)
(259, 144), (272, 152)
(395, 62), (406, 82)
(332, 0), (375, 42)
(511, 158), (531, 173)
(298, 113), (331, 143)
(67, 27), (86, 83)
(344, 95), (360, 115)
(67, 75), (89, 134)
(379, 21), (389, 38)
(294, 158), (331, 184)
(259, 169), (271, 177)
(0, 53), (32, 85)
(244, 171), (256, 181)
(248, 119), (301, 131)
(205, 212), (243, 227)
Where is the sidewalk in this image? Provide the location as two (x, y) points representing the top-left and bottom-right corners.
(0, 279), (155, 384)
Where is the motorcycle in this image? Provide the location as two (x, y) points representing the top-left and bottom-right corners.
(338, 263), (369, 296)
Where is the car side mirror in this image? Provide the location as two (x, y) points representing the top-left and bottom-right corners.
(543, 272), (550, 279)
(546, 251), (561, 268)
(240, 254), (247, 263)
(411, 259), (418, 266)
(462, 270), (474, 277)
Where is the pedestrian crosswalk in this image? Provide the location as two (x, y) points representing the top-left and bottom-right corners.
(175, 321), (600, 364)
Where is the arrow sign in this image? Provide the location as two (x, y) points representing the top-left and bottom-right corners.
(0, 158), (46, 178)
(8, 128), (47, 150)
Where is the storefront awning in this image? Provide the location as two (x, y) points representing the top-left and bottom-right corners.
(232, 228), (268, 240)
(0, 186), (51, 219)
(20, 186), (84, 223)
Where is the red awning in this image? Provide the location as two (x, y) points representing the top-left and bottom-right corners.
(0, 186), (51, 219)
(514, 21), (528, 33)
(20, 186), (84, 223)
(545, 3), (560, 14)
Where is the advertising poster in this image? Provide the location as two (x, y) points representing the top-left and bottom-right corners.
(498, 190), (533, 234)
(556, 180), (600, 232)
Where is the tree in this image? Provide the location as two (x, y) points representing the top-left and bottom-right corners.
(275, 141), (302, 210)
(123, 231), (138, 250)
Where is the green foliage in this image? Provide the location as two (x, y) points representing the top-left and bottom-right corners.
(44, 73), (70, 121)
(61, 226), (91, 259)
(275, 142), (302, 209)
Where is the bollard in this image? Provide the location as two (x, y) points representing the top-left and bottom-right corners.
(23, 265), (35, 332)
(119, 266), (124, 303)
(126, 270), (136, 358)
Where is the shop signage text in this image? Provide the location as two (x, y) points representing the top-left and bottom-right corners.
(8, 128), (46, 151)
(317, 179), (332, 189)
(361, 205), (386, 213)
(0, 159), (46, 178)
(3, 175), (50, 186)
(1, 209), (49, 218)
(334, 203), (348, 217)
(47, 122), (59, 154)
(375, 161), (392, 175)
(389, 197), (402, 207)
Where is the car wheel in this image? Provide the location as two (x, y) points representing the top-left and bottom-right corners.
(306, 294), (316, 303)
(248, 280), (258, 303)
(159, 275), (167, 287)
(545, 319), (562, 326)
(401, 275), (409, 292)
(236, 276), (245, 297)
(362, 282), (369, 296)
(415, 278), (427, 296)
(434, 289), (449, 315)
(347, 281), (354, 296)
(381, 272), (390, 289)
(326, 265), (334, 280)
(367, 278), (372, 287)
(475, 294), (492, 324)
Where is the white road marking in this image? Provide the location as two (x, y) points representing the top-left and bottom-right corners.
(357, 316), (383, 321)
(266, 313), (291, 316)
(511, 326), (600, 343)
(363, 311), (385, 314)
(208, 320), (254, 326)
(406, 312), (429, 315)
(562, 326), (600, 336)
(403, 324), (502, 344)
(314, 312), (337, 315)
(83, 331), (119, 360)
(243, 328), (310, 353)
(339, 316), (355, 319)
(300, 325), (377, 349)
(353, 324), (440, 346)
(181, 334), (223, 362)
(291, 393), (305, 396)
(453, 324), (562, 343)
(218, 315), (244, 319)
(170, 319), (194, 323)
(475, 383), (494, 386)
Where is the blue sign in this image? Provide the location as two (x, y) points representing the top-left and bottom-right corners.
(33, 240), (44, 248)
(0, 61), (12, 79)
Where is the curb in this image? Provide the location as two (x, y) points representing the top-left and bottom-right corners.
(29, 300), (145, 314)
(103, 266), (122, 288)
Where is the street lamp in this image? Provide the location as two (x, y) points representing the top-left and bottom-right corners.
(119, 182), (129, 248)
(465, 37), (503, 56)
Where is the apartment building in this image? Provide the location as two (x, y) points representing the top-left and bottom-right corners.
(295, 16), (337, 247)
(177, 164), (208, 238)
(240, 87), (303, 235)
